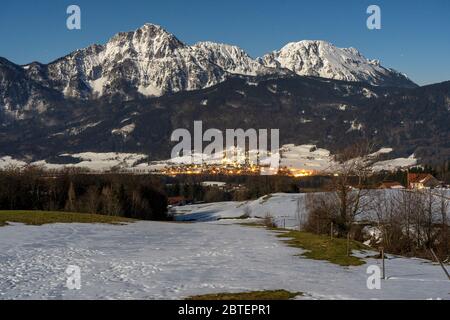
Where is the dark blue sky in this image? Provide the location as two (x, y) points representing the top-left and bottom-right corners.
(1, 0), (449, 85)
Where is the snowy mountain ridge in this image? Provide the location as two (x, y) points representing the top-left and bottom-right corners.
(259, 40), (415, 87)
(0, 23), (416, 114)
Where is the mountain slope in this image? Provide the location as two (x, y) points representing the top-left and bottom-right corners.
(0, 58), (61, 118)
(0, 75), (447, 164)
(259, 40), (417, 88)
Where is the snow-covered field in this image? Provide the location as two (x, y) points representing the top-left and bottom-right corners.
(172, 193), (307, 228)
(173, 191), (450, 228)
(0, 221), (450, 299)
(1, 191), (449, 300)
(0, 220), (449, 300)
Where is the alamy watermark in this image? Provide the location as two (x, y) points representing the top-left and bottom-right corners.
(66, 265), (81, 290)
(367, 5), (381, 30)
(171, 121), (280, 175)
(67, 5), (81, 30)
(366, 265), (382, 290)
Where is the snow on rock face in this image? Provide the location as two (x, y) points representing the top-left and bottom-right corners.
(112, 123), (136, 138)
(347, 119), (364, 132)
(259, 40), (416, 88)
(46, 24), (227, 98)
(192, 42), (274, 76)
(0, 59), (53, 116)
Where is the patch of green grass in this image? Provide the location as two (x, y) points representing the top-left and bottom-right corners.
(277, 230), (368, 266)
(0, 210), (135, 227)
(186, 290), (302, 300)
(238, 221), (265, 228)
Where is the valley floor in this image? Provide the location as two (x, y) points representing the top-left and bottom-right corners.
(0, 220), (448, 300)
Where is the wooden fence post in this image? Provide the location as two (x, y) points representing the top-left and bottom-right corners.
(381, 247), (386, 280)
(330, 222), (333, 240)
(347, 233), (350, 257)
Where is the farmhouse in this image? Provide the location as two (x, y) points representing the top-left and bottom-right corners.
(407, 173), (441, 189)
(168, 196), (191, 207)
(378, 181), (405, 189)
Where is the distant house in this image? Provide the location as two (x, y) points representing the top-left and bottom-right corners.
(200, 181), (247, 192)
(201, 181), (227, 189)
(407, 173), (441, 189)
(168, 196), (190, 207)
(379, 181), (405, 189)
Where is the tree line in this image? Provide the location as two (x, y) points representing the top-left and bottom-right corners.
(0, 167), (168, 220)
(164, 174), (304, 203)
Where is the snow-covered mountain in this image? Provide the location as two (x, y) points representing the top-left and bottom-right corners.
(192, 41), (276, 76)
(27, 24), (230, 100)
(0, 23), (417, 115)
(259, 40), (416, 88)
(0, 58), (61, 117)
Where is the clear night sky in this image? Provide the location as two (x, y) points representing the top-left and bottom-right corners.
(1, 0), (449, 85)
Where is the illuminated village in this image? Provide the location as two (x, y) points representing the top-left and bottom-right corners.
(154, 148), (317, 177)
(159, 161), (315, 177)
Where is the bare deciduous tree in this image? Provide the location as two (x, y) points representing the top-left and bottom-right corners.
(101, 186), (122, 216)
(305, 141), (379, 236)
(65, 182), (77, 212)
(436, 189), (449, 258)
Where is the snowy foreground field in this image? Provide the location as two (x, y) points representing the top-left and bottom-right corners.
(172, 193), (309, 228)
(0, 219), (449, 300)
(172, 192), (450, 228)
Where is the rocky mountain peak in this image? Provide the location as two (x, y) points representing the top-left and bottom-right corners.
(259, 40), (416, 88)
